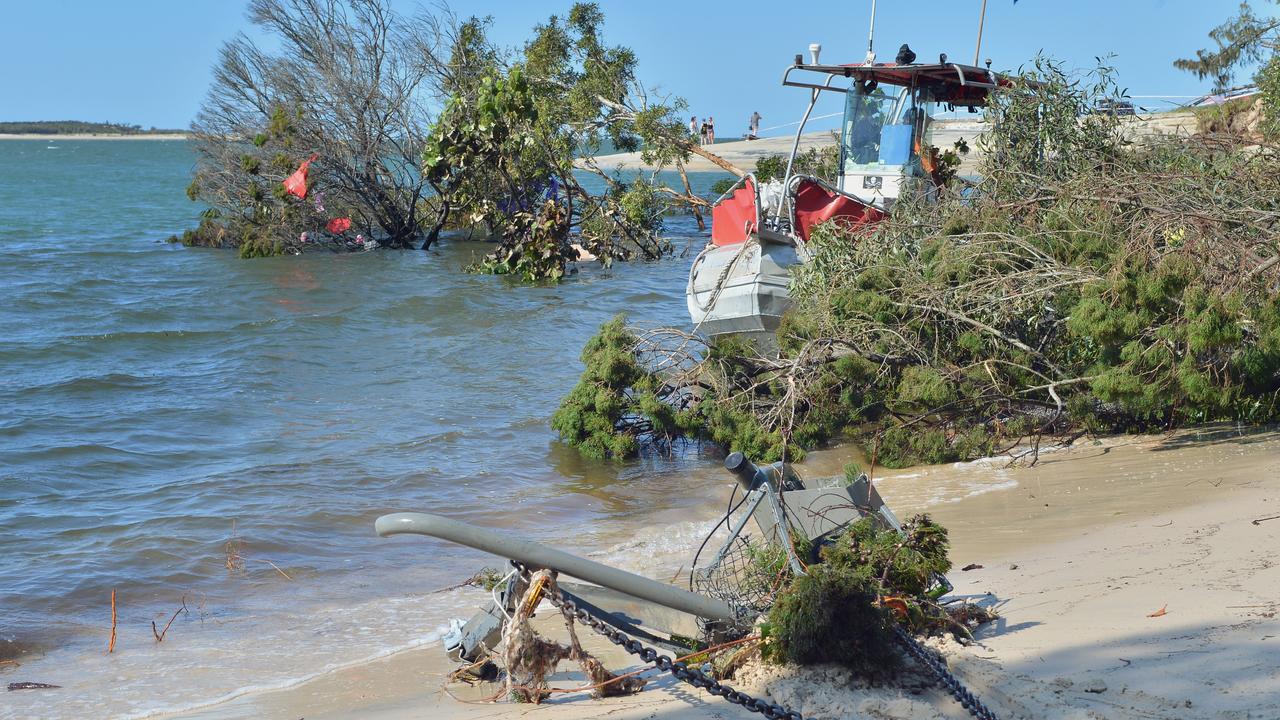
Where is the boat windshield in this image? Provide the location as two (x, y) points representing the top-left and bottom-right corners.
(841, 85), (908, 173)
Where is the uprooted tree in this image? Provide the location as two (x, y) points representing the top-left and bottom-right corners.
(554, 59), (1280, 465)
(421, 3), (719, 282)
(182, 1), (724, 274)
(184, 0), (457, 256)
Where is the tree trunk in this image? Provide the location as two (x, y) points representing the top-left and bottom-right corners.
(680, 142), (747, 178)
(422, 199), (450, 250)
(677, 161), (705, 232)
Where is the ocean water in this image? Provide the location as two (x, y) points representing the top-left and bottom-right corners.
(0, 139), (735, 718)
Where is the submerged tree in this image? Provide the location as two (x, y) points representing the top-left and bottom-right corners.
(187, 0), (455, 256)
(423, 3), (711, 281)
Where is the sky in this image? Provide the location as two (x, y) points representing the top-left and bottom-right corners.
(0, 0), (1267, 134)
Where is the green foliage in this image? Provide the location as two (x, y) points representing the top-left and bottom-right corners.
(167, 217), (227, 248)
(553, 317), (804, 461)
(762, 565), (900, 674)
(578, 178), (672, 268)
(1175, 1), (1280, 91)
(1259, 54), (1280, 140)
(754, 142), (840, 183)
(423, 3), (685, 281)
(470, 200), (578, 283)
(763, 514), (952, 676)
(550, 315), (654, 459)
(709, 177), (737, 196)
(639, 59), (1280, 469)
(471, 566), (507, 592)
(237, 236), (283, 259)
(1176, 2), (1280, 140)
(0, 120), (181, 135)
(821, 515), (951, 599)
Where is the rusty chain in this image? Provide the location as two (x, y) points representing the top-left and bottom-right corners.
(514, 563), (997, 720)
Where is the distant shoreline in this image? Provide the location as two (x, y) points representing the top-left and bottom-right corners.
(0, 133), (187, 141)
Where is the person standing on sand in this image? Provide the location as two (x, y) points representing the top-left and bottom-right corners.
(749, 111), (761, 138)
(699, 119), (709, 145)
(689, 116), (698, 137)
(707, 117), (715, 144)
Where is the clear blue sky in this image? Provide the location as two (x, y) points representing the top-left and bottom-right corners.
(0, 1), (1265, 133)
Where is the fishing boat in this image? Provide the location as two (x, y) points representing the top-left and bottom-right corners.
(687, 46), (1014, 346)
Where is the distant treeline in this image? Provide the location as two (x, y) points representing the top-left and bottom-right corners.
(0, 121), (184, 135)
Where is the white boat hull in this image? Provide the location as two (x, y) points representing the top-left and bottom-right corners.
(686, 230), (802, 345)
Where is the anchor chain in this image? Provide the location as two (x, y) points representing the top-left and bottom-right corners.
(516, 563), (803, 720)
(894, 627), (999, 720)
(513, 564), (997, 720)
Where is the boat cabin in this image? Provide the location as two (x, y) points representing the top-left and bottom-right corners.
(783, 62), (1008, 208)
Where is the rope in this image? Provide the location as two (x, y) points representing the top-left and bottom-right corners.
(755, 111), (843, 135)
(688, 234), (758, 316)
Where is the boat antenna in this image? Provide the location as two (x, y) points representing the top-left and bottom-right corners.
(973, 0), (988, 65)
(865, 0), (878, 64)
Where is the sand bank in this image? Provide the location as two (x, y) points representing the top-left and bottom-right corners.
(0, 133), (187, 141)
(590, 112), (1197, 174)
(586, 120), (986, 174)
(177, 426), (1279, 719)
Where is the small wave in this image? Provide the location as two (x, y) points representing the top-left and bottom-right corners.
(15, 372), (157, 396)
(926, 478), (1020, 506)
(118, 628), (450, 720)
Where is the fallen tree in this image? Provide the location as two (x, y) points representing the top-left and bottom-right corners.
(422, 3), (712, 281)
(554, 60), (1280, 465)
(184, 0), (459, 256)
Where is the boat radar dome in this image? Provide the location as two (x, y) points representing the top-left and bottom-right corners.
(808, 43), (822, 65)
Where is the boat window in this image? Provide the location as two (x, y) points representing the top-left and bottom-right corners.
(906, 88), (941, 176)
(841, 86), (905, 173)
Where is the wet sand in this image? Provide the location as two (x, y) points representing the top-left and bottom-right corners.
(176, 426), (1280, 719)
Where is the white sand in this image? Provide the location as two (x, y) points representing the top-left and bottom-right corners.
(591, 112), (1197, 174)
(176, 427), (1280, 719)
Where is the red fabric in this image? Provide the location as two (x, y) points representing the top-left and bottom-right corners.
(283, 153), (318, 199)
(792, 179), (885, 243)
(710, 180), (757, 247)
(326, 217), (352, 233)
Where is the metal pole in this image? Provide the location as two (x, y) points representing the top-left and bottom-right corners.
(776, 89), (820, 226)
(973, 0), (988, 66)
(375, 512), (737, 622)
(866, 0), (878, 61)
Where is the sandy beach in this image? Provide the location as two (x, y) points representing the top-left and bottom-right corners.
(591, 112), (1198, 174)
(169, 425), (1280, 720)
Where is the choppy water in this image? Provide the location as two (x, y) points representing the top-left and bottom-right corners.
(0, 139), (736, 718)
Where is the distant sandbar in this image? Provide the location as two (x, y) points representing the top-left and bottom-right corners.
(0, 133), (187, 141)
